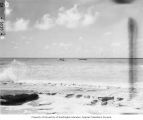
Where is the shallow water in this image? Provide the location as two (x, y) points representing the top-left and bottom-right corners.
(0, 58), (143, 87)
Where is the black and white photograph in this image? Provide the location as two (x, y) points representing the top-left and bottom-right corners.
(0, 0), (143, 117)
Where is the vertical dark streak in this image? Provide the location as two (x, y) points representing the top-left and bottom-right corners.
(0, 0), (5, 37)
(128, 18), (138, 99)
(112, 0), (135, 4)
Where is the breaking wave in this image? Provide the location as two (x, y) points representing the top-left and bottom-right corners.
(0, 59), (30, 82)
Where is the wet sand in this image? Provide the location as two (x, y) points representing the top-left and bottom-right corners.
(0, 81), (143, 114)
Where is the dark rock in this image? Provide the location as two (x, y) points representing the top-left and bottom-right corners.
(0, 93), (39, 106)
(84, 95), (90, 99)
(39, 103), (52, 106)
(46, 93), (57, 95)
(2, 82), (8, 85)
(1, 80), (14, 85)
(65, 94), (74, 98)
(101, 101), (108, 105)
(117, 103), (125, 107)
(98, 97), (114, 102)
(117, 97), (124, 101)
(91, 100), (98, 105)
(46, 93), (51, 95)
(86, 100), (98, 106)
(76, 94), (82, 98)
(51, 93), (57, 95)
(122, 113), (139, 115)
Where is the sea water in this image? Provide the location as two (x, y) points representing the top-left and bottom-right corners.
(0, 58), (143, 87)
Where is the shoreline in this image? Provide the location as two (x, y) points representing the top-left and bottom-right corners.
(0, 81), (143, 114)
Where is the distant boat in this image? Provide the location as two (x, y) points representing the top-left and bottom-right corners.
(59, 58), (65, 61)
(79, 58), (87, 61)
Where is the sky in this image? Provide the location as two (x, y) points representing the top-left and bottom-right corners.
(0, 0), (143, 58)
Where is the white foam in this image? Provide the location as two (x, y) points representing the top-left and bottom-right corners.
(0, 59), (30, 82)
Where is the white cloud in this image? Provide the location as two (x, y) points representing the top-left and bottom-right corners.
(14, 19), (29, 31)
(6, 18), (30, 32)
(35, 14), (54, 30)
(59, 43), (72, 47)
(25, 41), (31, 45)
(34, 4), (99, 30)
(79, 36), (83, 40)
(56, 4), (82, 28)
(56, 4), (99, 28)
(44, 45), (49, 50)
(5, 1), (12, 16)
(21, 36), (32, 44)
(13, 46), (19, 49)
(78, 0), (97, 4)
(51, 42), (72, 50)
(82, 12), (99, 26)
(104, 32), (112, 36)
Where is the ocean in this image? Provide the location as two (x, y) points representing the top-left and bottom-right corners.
(0, 58), (142, 87)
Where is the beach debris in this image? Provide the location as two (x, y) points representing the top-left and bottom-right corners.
(38, 108), (53, 111)
(86, 99), (98, 106)
(39, 103), (52, 106)
(117, 97), (124, 101)
(116, 103), (126, 107)
(0, 93), (39, 106)
(65, 94), (74, 98)
(0, 80), (14, 85)
(76, 94), (82, 98)
(28, 101), (39, 107)
(51, 93), (57, 95)
(101, 101), (108, 106)
(46, 93), (57, 96)
(98, 97), (114, 102)
(84, 95), (90, 99)
(136, 108), (141, 110)
(88, 100), (98, 106)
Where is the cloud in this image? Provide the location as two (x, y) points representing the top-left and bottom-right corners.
(104, 32), (112, 36)
(59, 43), (72, 47)
(35, 14), (54, 30)
(5, 1), (12, 16)
(44, 45), (49, 50)
(6, 18), (30, 32)
(35, 4), (99, 30)
(56, 4), (82, 28)
(82, 11), (99, 26)
(52, 42), (72, 50)
(56, 4), (98, 28)
(77, 0), (99, 4)
(79, 36), (83, 40)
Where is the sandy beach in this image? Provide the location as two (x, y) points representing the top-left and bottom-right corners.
(1, 80), (143, 115)
(0, 58), (143, 114)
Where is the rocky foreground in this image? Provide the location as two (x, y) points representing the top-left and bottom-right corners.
(0, 81), (143, 114)
(0, 90), (39, 105)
